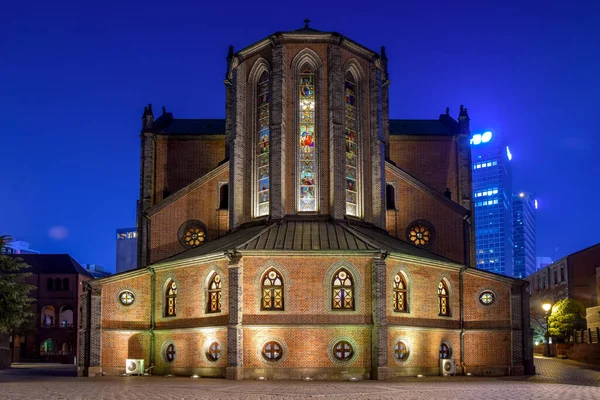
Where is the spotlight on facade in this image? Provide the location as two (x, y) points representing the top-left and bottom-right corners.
(417, 374), (424, 378)
(302, 377), (313, 381)
(256, 376), (267, 381)
(349, 377), (359, 381)
(191, 374), (199, 379)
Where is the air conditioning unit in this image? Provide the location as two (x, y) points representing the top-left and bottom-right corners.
(440, 359), (457, 375)
(125, 359), (144, 375)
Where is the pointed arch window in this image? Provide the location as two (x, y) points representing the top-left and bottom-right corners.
(344, 72), (359, 216)
(165, 280), (177, 317)
(207, 273), (222, 313)
(393, 273), (408, 312)
(298, 68), (317, 212)
(438, 280), (450, 316)
(256, 70), (270, 217)
(261, 269), (284, 310)
(332, 269), (354, 310)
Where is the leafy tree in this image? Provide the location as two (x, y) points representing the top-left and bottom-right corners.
(0, 236), (36, 334)
(548, 298), (586, 341)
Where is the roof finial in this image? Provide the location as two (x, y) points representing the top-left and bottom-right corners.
(303, 18), (310, 28)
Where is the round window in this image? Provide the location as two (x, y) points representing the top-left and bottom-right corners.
(206, 341), (221, 361)
(119, 290), (135, 306)
(406, 220), (435, 247)
(178, 220), (207, 248)
(165, 343), (176, 362)
(333, 340), (354, 361)
(261, 341), (282, 361)
(394, 341), (409, 361)
(479, 291), (495, 305)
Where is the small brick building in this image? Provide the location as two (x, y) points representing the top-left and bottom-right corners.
(79, 25), (534, 379)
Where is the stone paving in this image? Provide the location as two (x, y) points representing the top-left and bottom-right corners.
(0, 357), (598, 400)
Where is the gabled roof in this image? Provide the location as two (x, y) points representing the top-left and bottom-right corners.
(11, 254), (94, 278)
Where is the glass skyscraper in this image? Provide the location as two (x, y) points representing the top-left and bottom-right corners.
(471, 133), (513, 276)
(512, 192), (536, 279)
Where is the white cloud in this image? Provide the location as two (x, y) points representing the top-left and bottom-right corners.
(48, 226), (68, 240)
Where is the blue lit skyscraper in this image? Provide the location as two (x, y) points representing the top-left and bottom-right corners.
(512, 192), (537, 279)
(471, 132), (513, 276)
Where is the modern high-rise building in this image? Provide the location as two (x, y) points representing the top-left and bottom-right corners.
(116, 228), (137, 273)
(471, 132), (513, 276)
(536, 256), (553, 272)
(512, 192), (536, 279)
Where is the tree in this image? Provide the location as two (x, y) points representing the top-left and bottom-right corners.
(548, 298), (586, 341)
(0, 236), (36, 333)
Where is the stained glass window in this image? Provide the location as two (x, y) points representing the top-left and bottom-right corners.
(332, 269), (354, 310)
(438, 281), (449, 316)
(165, 280), (177, 317)
(183, 224), (205, 247)
(393, 273), (407, 312)
(207, 273), (222, 313)
(207, 342), (221, 361)
(257, 71), (270, 217)
(262, 341), (282, 361)
(344, 73), (358, 216)
(394, 341), (409, 361)
(299, 70), (317, 212)
(479, 291), (494, 305)
(408, 223), (431, 246)
(333, 340), (353, 361)
(261, 269), (284, 310)
(439, 343), (451, 359)
(119, 290), (135, 306)
(165, 343), (176, 362)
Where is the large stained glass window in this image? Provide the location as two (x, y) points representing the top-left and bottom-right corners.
(261, 269), (284, 310)
(332, 269), (354, 310)
(299, 70), (317, 211)
(257, 71), (270, 217)
(344, 73), (358, 216)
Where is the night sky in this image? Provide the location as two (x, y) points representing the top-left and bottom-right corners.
(2, 1), (599, 272)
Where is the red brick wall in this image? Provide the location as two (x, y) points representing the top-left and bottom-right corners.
(101, 273), (151, 329)
(149, 167), (229, 264)
(463, 272), (512, 326)
(385, 168), (465, 264)
(102, 331), (151, 368)
(463, 331), (511, 366)
(154, 329), (228, 373)
(387, 328), (460, 368)
(389, 136), (458, 197)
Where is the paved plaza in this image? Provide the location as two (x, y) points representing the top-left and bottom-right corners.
(0, 357), (599, 400)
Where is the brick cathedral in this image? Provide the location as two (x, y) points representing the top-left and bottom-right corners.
(79, 24), (534, 380)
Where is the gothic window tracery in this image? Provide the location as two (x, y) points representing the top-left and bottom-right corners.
(256, 70), (270, 217)
(438, 280), (450, 316)
(207, 272), (222, 313)
(393, 273), (408, 312)
(298, 68), (317, 212)
(406, 220), (435, 247)
(261, 269), (284, 310)
(165, 279), (177, 317)
(332, 269), (354, 310)
(344, 72), (358, 216)
(178, 220), (207, 248)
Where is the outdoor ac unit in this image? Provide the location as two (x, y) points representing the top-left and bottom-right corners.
(440, 359), (457, 375)
(125, 359), (144, 375)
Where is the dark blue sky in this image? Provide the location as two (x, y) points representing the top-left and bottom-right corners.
(2, 1), (599, 272)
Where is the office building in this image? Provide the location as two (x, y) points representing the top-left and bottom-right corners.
(512, 192), (537, 279)
(116, 228), (137, 274)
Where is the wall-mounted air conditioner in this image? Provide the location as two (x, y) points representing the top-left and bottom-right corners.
(440, 358), (456, 375)
(125, 359), (144, 375)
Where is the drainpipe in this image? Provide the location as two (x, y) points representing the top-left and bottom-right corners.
(149, 267), (155, 368)
(144, 213), (151, 268)
(459, 266), (467, 372)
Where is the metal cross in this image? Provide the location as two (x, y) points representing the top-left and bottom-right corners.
(304, 18), (310, 28)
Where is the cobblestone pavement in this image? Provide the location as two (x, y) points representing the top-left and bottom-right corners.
(0, 358), (598, 400)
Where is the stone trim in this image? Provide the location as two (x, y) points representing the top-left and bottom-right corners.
(203, 338), (224, 364)
(389, 264), (412, 314)
(159, 275), (179, 319)
(327, 336), (359, 366)
(324, 260), (363, 314)
(200, 265), (227, 316)
(390, 337), (412, 366)
(252, 260), (291, 314)
(160, 340), (176, 363)
(475, 287), (499, 309)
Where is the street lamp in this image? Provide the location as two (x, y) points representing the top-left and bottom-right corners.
(542, 303), (552, 357)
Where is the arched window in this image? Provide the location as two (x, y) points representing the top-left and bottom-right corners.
(47, 278), (54, 291)
(59, 306), (73, 328)
(55, 278), (62, 291)
(439, 342), (452, 359)
(40, 305), (55, 327)
(261, 269), (284, 310)
(332, 269), (354, 310)
(62, 278), (69, 291)
(219, 184), (229, 210)
(165, 280), (177, 317)
(298, 67), (317, 212)
(256, 71), (270, 217)
(386, 184), (396, 210)
(438, 280), (450, 316)
(393, 273), (408, 312)
(207, 272), (222, 313)
(344, 72), (359, 216)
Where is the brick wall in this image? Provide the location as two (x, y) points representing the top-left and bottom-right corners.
(101, 273), (151, 329)
(387, 328), (460, 371)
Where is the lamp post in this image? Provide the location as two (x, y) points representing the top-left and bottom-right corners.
(542, 303), (552, 357)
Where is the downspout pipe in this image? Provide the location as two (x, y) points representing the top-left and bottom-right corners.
(459, 266), (467, 373)
(149, 266), (156, 369)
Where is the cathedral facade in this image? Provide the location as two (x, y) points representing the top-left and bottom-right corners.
(79, 25), (534, 380)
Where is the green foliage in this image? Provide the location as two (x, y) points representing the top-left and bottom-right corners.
(548, 298), (586, 339)
(0, 236), (36, 333)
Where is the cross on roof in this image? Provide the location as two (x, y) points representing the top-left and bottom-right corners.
(304, 18), (310, 28)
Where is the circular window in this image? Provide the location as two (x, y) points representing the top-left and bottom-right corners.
(206, 341), (221, 361)
(439, 342), (451, 359)
(262, 341), (283, 361)
(333, 340), (354, 361)
(165, 343), (176, 362)
(479, 291), (495, 305)
(394, 341), (409, 361)
(406, 220), (435, 247)
(119, 290), (135, 306)
(178, 220), (207, 248)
